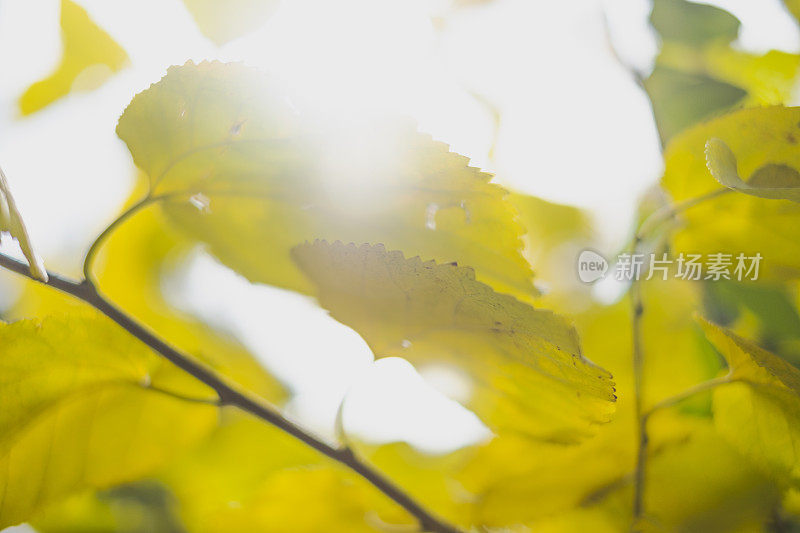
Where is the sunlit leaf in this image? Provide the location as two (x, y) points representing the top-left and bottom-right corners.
(706, 137), (800, 202)
(0, 313), (217, 528)
(182, 0), (280, 45)
(19, 0), (128, 115)
(116, 61), (537, 300)
(450, 279), (722, 528)
(700, 318), (800, 481)
(662, 106), (800, 280)
(0, 167), (47, 281)
(292, 240), (616, 442)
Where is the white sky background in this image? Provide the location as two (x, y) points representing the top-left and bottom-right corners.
(0, 0), (798, 456)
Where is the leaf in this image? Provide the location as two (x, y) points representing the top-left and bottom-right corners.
(650, 0), (740, 46)
(182, 0), (280, 45)
(706, 137), (800, 202)
(700, 318), (800, 481)
(291, 241), (616, 443)
(116, 61), (537, 300)
(701, 280), (800, 365)
(161, 414), (414, 533)
(0, 313), (218, 528)
(19, 0), (128, 115)
(646, 0), (800, 143)
(31, 483), (185, 533)
(0, 166), (47, 281)
(450, 279), (722, 528)
(644, 67), (746, 144)
(662, 106), (800, 280)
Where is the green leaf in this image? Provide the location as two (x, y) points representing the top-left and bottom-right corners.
(650, 0), (740, 46)
(19, 0), (128, 115)
(291, 241), (616, 443)
(182, 0), (280, 45)
(662, 106), (800, 280)
(706, 137), (800, 202)
(116, 61), (537, 300)
(0, 313), (217, 528)
(0, 167), (47, 281)
(700, 318), (800, 481)
(644, 67), (746, 144)
(646, 0), (800, 143)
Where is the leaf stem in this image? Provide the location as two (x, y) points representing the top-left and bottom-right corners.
(634, 188), (730, 243)
(144, 383), (223, 406)
(0, 252), (462, 533)
(82, 196), (156, 283)
(643, 374), (734, 422)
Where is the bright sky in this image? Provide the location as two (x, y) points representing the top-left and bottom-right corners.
(0, 0), (797, 454)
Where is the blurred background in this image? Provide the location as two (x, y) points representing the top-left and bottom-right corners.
(2, 0), (800, 530)
(1, 0), (799, 455)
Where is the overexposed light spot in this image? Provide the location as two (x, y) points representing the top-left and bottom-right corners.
(165, 250), (374, 394)
(592, 273), (631, 305)
(419, 363), (473, 404)
(603, 0), (659, 73)
(440, 0), (662, 247)
(343, 358), (491, 453)
(699, 0), (800, 53)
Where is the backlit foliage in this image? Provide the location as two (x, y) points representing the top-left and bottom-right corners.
(3, 1), (800, 532)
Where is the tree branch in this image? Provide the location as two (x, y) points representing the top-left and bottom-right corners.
(0, 251), (462, 533)
(629, 188), (731, 530)
(629, 246), (646, 529)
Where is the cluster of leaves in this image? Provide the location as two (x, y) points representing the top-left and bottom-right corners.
(4, 0), (800, 532)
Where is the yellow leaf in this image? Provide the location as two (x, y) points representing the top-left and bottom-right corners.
(115, 61), (537, 300)
(0, 166), (47, 281)
(700, 318), (800, 482)
(450, 279), (726, 529)
(291, 240), (616, 443)
(161, 414), (412, 533)
(19, 0), (128, 115)
(182, 0), (280, 45)
(706, 137), (800, 202)
(0, 313), (217, 528)
(662, 106), (800, 280)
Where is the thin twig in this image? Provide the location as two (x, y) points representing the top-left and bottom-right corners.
(0, 252), (461, 533)
(634, 188), (730, 243)
(629, 187), (731, 530)
(629, 244), (646, 529)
